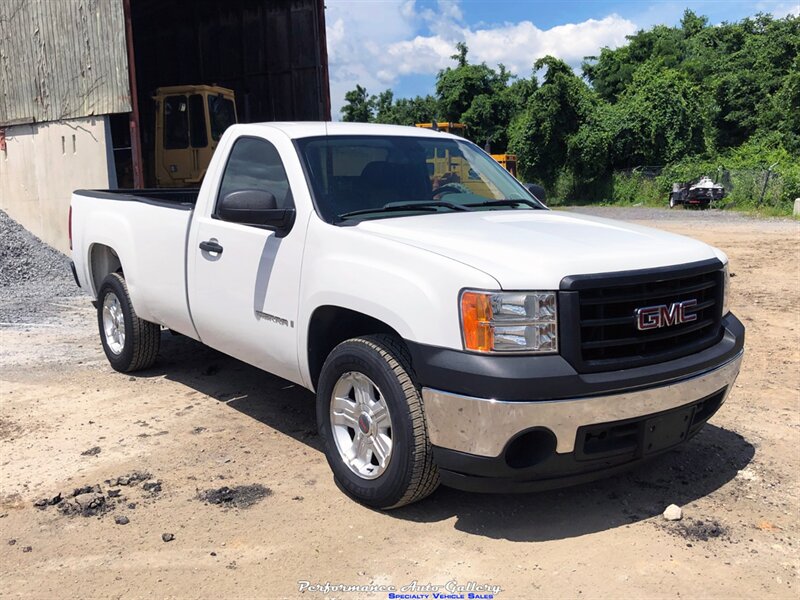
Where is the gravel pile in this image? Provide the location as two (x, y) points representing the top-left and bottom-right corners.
(0, 210), (82, 323)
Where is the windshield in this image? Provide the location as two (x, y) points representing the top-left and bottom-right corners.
(295, 135), (544, 223)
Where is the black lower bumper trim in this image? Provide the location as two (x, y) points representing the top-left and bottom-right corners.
(438, 455), (658, 494)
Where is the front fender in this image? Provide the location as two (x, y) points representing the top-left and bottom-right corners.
(297, 219), (499, 386)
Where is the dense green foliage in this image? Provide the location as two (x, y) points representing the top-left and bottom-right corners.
(340, 12), (800, 212)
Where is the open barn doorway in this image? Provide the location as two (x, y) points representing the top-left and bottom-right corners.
(118, 0), (330, 187)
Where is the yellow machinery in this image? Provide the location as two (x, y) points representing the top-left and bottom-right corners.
(154, 85), (238, 187)
(415, 122), (466, 137)
(414, 123), (486, 195)
(491, 154), (517, 177)
(415, 122), (518, 179)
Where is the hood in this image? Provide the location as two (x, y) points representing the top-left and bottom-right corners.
(355, 209), (723, 289)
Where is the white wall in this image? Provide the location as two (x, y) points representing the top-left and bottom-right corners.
(0, 116), (116, 253)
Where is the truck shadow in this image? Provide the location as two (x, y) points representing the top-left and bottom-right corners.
(145, 333), (755, 543)
(394, 423), (755, 541)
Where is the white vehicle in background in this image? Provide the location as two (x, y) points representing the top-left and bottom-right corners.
(670, 176), (726, 209)
(70, 123), (745, 509)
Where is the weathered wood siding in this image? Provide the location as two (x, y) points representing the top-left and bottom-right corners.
(0, 0), (131, 126)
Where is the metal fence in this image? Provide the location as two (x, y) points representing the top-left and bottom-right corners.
(619, 166), (792, 208)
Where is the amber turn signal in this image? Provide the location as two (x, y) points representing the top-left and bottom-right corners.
(461, 291), (494, 352)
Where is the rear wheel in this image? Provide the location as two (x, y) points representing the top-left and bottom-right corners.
(97, 273), (160, 372)
(316, 335), (439, 509)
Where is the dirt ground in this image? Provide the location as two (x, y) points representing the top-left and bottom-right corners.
(1, 209), (798, 599)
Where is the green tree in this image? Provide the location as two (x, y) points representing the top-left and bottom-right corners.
(451, 41), (468, 68)
(509, 56), (596, 185)
(435, 44), (506, 121)
(341, 84), (374, 122)
(570, 65), (706, 178)
(392, 95), (439, 125)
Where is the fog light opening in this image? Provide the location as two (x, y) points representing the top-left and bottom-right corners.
(504, 428), (557, 469)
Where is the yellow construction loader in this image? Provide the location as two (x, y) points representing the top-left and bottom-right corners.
(154, 85), (237, 187)
(415, 122), (518, 178)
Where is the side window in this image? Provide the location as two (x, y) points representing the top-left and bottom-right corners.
(188, 94), (208, 148)
(208, 95), (237, 141)
(216, 137), (293, 214)
(164, 95), (189, 149)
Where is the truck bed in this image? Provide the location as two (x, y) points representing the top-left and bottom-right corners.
(71, 187), (199, 339)
(73, 188), (199, 209)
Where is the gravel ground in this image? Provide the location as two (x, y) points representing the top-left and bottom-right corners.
(561, 205), (797, 226)
(0, 210), (82, 324)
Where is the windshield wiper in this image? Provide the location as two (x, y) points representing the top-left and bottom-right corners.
(337, 201), (471, 221)
(462, 199), (541, 210)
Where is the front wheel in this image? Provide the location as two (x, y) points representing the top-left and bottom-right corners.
(97, 273), (160, 372)
(316, 335), (439, 509)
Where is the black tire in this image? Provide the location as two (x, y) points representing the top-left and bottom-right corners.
(97, 273), (160, 372)
(316, 334), (439, 509)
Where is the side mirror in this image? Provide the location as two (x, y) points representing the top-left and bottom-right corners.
(217, 189), (295, 236)
(526, 183), (546, 205)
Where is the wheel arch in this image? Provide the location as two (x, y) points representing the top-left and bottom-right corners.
(88, 243), (123, 297)
(306, 305), (406, 389)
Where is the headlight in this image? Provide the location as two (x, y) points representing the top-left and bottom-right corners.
(722, 264), (730, 316)
(460, 290), (558, 353)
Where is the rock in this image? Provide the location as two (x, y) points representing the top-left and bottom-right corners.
(74, 492), (102, 508)
(33, 498), (48, 509)
(107, 489), (122, 498)
(663, 504), (683, 521)
(162, 533), (175, 542)
(48, 493), (62, 505)
(67, 492), (107, 516)
(73, 485), (100, 497)
(81, 446), (101, 456)
(142, 481), (162, 494)
(8, 539), (16, 545)
(127, 502), (137, 510)
(114, 515), (130, 525)
(736, 467), (760, 482)
(128, 471), (152, 484)
(22, 546), (32, 553)
(117, 477), (130, 486)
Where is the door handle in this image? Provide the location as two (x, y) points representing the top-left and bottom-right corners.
(199, 240), (223, 254)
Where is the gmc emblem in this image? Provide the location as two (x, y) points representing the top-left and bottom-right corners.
(635, 299), (698, 331)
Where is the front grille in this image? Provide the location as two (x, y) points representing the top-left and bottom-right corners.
(560, 260), (724, 373)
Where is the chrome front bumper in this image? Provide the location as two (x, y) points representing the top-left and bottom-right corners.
(422, 351), (743, 457)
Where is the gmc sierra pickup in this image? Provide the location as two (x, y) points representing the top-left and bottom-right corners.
(70, 123), (744, 509)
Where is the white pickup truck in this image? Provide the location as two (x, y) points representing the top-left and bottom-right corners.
(70, 122), (744, 508)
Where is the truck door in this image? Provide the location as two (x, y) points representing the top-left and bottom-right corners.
(187, 133), (306, 385)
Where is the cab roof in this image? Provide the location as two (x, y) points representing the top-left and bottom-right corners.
(230, 121), (464, 140)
